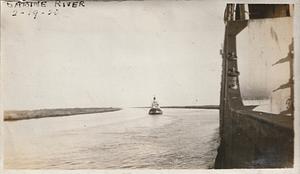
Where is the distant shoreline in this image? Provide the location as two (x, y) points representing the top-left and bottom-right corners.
(161, 105), (219, 109)
(4, 105), (219, 121)
(4, 107), (122, 121)
(135, 105), (220, 110)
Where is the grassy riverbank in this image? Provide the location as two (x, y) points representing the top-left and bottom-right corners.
(4, 107), (122, 121)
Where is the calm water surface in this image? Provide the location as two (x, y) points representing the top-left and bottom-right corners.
(4, 108), (219, 169)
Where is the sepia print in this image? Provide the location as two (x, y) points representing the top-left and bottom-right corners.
(0, 0), (298, 172)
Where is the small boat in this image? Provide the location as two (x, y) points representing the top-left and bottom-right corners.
(148, 107), (163, 115)
(149, 97), (163, 115)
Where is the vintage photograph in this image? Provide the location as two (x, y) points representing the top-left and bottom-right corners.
(0, 0), (296, 171)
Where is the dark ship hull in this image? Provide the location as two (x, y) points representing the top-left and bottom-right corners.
(148, 108), (163, 115)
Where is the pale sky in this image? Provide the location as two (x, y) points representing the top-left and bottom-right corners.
(1, 1), (225, 109)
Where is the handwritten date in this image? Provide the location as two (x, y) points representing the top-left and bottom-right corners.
(11, 9), (59, 19)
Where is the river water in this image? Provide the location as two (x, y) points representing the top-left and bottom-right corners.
(4, 108), (219, 169)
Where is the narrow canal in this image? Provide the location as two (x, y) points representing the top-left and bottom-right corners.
(4, 108), (219, 169)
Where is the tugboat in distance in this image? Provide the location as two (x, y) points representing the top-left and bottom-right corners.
(148, 97), (163, 115)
